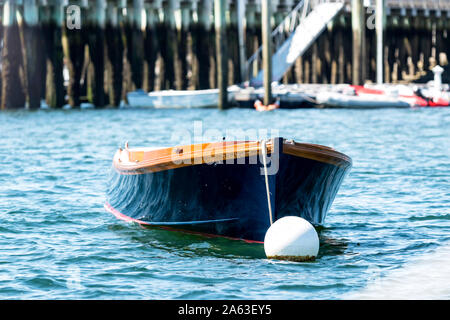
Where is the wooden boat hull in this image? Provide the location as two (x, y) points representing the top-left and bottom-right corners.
(106, 139), (351, 242)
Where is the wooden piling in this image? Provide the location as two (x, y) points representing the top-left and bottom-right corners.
(1, 0), (26, 109)
(422, 16), (433, 72)
(160, 0), (177, 90)
(245, 1), (258, 79)
(315, 37), (323, 84)
(321, 27), (332, 84)
(383, 15), (391, 82)
(85, 0), (106, 107)
(228, 1), (241, 85)
(303, 49), (311, 84)
(195, 0), (213, 89)
(143, 1), (160, 92)
(175, 0), (192, 90)
(344, 15), (353, 83)
(153, 10), (164, 91)
(295, 56), (303, 84)
(277, 1), (294, 84)
(125, 0), (144, 91)
(214, 0), (228, 109)
(385, 15), (394, 82)
(399, 16), (412, 81)
(311, 43), (318, 84)
(366, 22), (376, 82)
(104, 0), (124, 107)
(37, 5), (47, 102)
(42, 1), (65, 108)
(21, 0), (44, 109)
(63, 1), (86, 107)
(391, 15), (401, 83)
(435, 15), (446, 66)
(410, 14), (420, 77)
(351, 0), (366, 85)
(236, 0), (246, 83)
(330, 22), (338, 85)
(254, 8), (262, 72)
(332, 14), (347, 83)
(392, 15), (402, 82)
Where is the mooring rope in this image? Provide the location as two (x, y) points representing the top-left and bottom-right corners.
(261, 139), (274, 225)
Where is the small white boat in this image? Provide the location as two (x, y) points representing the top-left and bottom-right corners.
(126, 88), (237, 109)
(316, 86), (411, 109)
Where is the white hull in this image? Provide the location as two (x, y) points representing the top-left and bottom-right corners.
(316, 92), (411, 109)
(126, 89), (235, 109)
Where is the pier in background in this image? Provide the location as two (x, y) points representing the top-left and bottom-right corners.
(0, 0), (449, 109)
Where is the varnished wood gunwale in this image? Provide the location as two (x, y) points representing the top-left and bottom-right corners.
(114, 141), (271, 175)
(282, 141), (352, 168)
(113, 139), (352, 175)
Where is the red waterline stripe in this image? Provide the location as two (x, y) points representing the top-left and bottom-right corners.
(104, 202), (264, 244)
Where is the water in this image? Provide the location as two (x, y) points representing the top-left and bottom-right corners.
(0, 107), (449, 299)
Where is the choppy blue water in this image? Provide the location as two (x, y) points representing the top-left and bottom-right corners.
(0, 107), (449, 299)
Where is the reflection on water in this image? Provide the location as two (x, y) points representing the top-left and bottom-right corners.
(109, 223), (266, 260)
(317, 233), (349, 258)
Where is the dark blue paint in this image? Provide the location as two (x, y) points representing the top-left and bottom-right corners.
(107, 144), (351, 242)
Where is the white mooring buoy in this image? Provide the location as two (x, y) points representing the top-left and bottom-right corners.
(264, 216), (319, 262)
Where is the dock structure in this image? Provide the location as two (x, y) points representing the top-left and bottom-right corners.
(0, 0), (449, 109)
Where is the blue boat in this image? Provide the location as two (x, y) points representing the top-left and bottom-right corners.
(105, 138), (352, 243)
